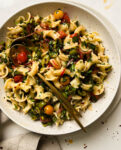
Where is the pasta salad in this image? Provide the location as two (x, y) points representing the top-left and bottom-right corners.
(0, 9), (112, 126)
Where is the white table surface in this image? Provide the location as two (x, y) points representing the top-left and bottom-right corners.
(0, 0), (121, 150)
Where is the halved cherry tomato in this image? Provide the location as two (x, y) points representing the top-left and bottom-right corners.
(14, 75), (23, 83)
(47, 62), (53, 67)
(44, 105), (54, 115)
(70, 33), (78, 38)
(60, 68), (66, 77)
(10, 45), (29, 66)
(62, 12), (70, 23)
(58, 31), (67, 39)
(17, 51), (28, 64)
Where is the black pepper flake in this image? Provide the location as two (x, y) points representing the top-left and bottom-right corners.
(119, 125), (121, 127)
(0, 147), (3, 149)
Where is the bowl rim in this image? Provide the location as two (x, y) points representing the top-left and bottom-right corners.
(0, 0), (120, 135)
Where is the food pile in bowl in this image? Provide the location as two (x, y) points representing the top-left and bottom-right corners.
(0, 9), (112, 126)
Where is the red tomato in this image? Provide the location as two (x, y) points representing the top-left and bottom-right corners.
(58, 31), (67, 39)
(47, 62), (53, 67)
(62, 12), (70, 23)
(70, 33), (78, 38)
(14, 75), (23, 83)
(17, 51), (28, 64)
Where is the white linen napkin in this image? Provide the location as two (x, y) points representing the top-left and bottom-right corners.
(0, 110), (61, 150)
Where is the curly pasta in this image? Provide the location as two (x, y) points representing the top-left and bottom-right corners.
(0, 9), (112, 126)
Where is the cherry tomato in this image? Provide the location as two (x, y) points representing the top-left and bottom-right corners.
(58, 31), (67, 39)
(70, 33), (78, 38)
(17, 51), (28, 64)
(47, 62), (53, 67)
(44, 105), (54, 115)
(10, 45), (29, 66)
(14, 75), (23, 83)
(62, 12), (70, 23)
(54, 10), (64, 20)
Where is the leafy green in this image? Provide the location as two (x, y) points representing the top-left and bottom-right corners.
(75, 21), (79, 27)
(69, 49), (78, 55)
(72, 36), (79, 43)
(0, 57), (7, 63)
(70, 63), (75, 72)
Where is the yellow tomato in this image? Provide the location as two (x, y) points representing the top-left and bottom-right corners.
(44, 105), (54, 115)
(54, 10), (64, 20)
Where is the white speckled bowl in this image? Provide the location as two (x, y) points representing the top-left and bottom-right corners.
(0, 1), (120, 135)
